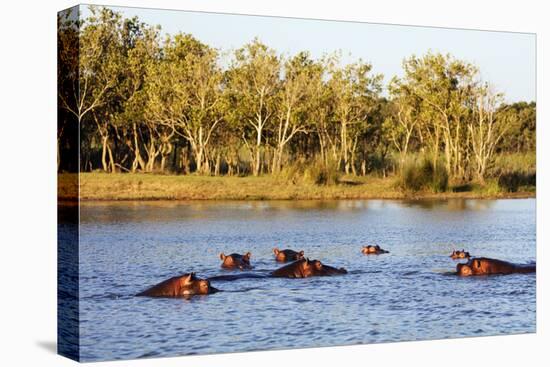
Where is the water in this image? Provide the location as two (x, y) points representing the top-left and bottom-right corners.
(63, 199), (536, 361)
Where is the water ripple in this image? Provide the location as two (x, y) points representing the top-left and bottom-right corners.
(62, 199), (536, 361)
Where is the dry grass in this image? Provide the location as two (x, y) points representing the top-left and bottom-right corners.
(57, 173), (535, 201)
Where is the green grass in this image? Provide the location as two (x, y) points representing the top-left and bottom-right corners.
(58, 172), (535, 201)
(398, 157), (448, 193)
(491, 152), (536, 176)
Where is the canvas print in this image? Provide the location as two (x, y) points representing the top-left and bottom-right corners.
(57, 4), (536, 362)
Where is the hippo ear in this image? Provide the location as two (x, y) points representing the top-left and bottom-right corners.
(314, 261), (323, 270)
(273, 248), (279, 255)
(299, 250), (304, 256)
(220, 253), (225, 260)
(245, 252), (251, 259)
(183, 273), (193, 284)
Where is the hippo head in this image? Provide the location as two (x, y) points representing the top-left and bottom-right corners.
(180, 273), (218, 295)
(450, 249), (471, 260)
(362, 245), (389, 254)
(456, 259), (484, 277)
(456, 263), (473, 276)
(302, 258), (323, 277)
(302, 258), (347, 276)
(243, 252), (252, 263)
(274, 248), (305, 261)
(220, 252), (252, 269)
(362, 245), (373, 254)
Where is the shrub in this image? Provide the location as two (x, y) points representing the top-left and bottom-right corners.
(490, 152), (536, 192)
(498, 171), (536, 192)
(399, 157), (448, 193)
(278, 162), (304, 185)
(303, 159), (341, 186)
(278, 157), (341, 186)
(491, 152), (536, 177)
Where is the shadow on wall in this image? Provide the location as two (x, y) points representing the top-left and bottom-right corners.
(36, 340), (57, 354)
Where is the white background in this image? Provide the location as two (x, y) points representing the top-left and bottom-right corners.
(0, 0), (547, 366)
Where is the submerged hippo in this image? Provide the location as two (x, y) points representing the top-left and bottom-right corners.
(456, 257), (536, 277)
(450, 249), (471, 259)
(271, 258), (347, 278)
(273, 248), (305, 262)
(361, 245), (389, 255)
(220, 252), (252, 270)
(137, 273), (218, 297)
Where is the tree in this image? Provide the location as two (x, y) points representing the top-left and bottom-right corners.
(398, 52), (477, 179)
(62, 7), (123, 172)
(327, 58), (382, 174)
(496, 102), (536, 153)
(111, 18), (161, 173)
(385, 77), (421, 169)
(271, 52), (321, 173)
(226, 39), (280, 176)
(468, 84), (509, 182)
(145, 34), (223, 174)
(64, 6), (536, 186)
(57, 8), (80, 172)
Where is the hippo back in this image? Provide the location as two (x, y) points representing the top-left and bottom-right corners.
(271, 259), (307, 278)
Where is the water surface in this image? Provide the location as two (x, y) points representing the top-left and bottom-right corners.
(65, 199), (535, 361)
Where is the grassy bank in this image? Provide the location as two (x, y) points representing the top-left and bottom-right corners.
(58, 173), (535, 201)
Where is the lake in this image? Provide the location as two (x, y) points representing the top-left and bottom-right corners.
(61, 198), (536, 361)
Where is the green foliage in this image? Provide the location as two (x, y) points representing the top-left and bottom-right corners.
(57, 5), (535, 194)
(498, 172), (536, 193)
(474, 180), (503, 196)
(490, 153), (536, 192)
(304, 159), (342, 186)
(278, 158), (341, 186)
(496, 102), (536, 153)
(277, 161), (304, 184)
(398, 157), (448, 193)
(491, 152), (536, 176)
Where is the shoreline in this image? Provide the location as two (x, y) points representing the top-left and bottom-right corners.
(58, 173), (536, 202)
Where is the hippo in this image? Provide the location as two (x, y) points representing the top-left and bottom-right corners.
(456, 257), (536, 276)
(273, 248), (305, 262)
(271, 258), (347, 278)
(450, 249), (471, 259)
(220, 252), (252, 270)
(137, 273), (218, 297)
(361, 245), (389, 255)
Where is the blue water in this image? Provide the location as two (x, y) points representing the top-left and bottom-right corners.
(68, 199), (535, 361)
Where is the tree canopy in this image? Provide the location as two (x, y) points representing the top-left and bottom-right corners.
(58, 7), (536, 186)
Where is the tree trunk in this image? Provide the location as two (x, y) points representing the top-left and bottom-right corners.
(160, 141), (172, 173)
(214, 152), (221, 176)
(107, 142), (116, 173)
(131, 124), (146, 173)
(57, 138), (61, 172)
(101, 135), (109, 172)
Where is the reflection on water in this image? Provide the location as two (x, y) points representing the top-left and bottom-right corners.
(64, 199), (535, 361)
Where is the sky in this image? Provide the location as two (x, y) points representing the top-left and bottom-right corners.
(81, 5), (535, 103)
